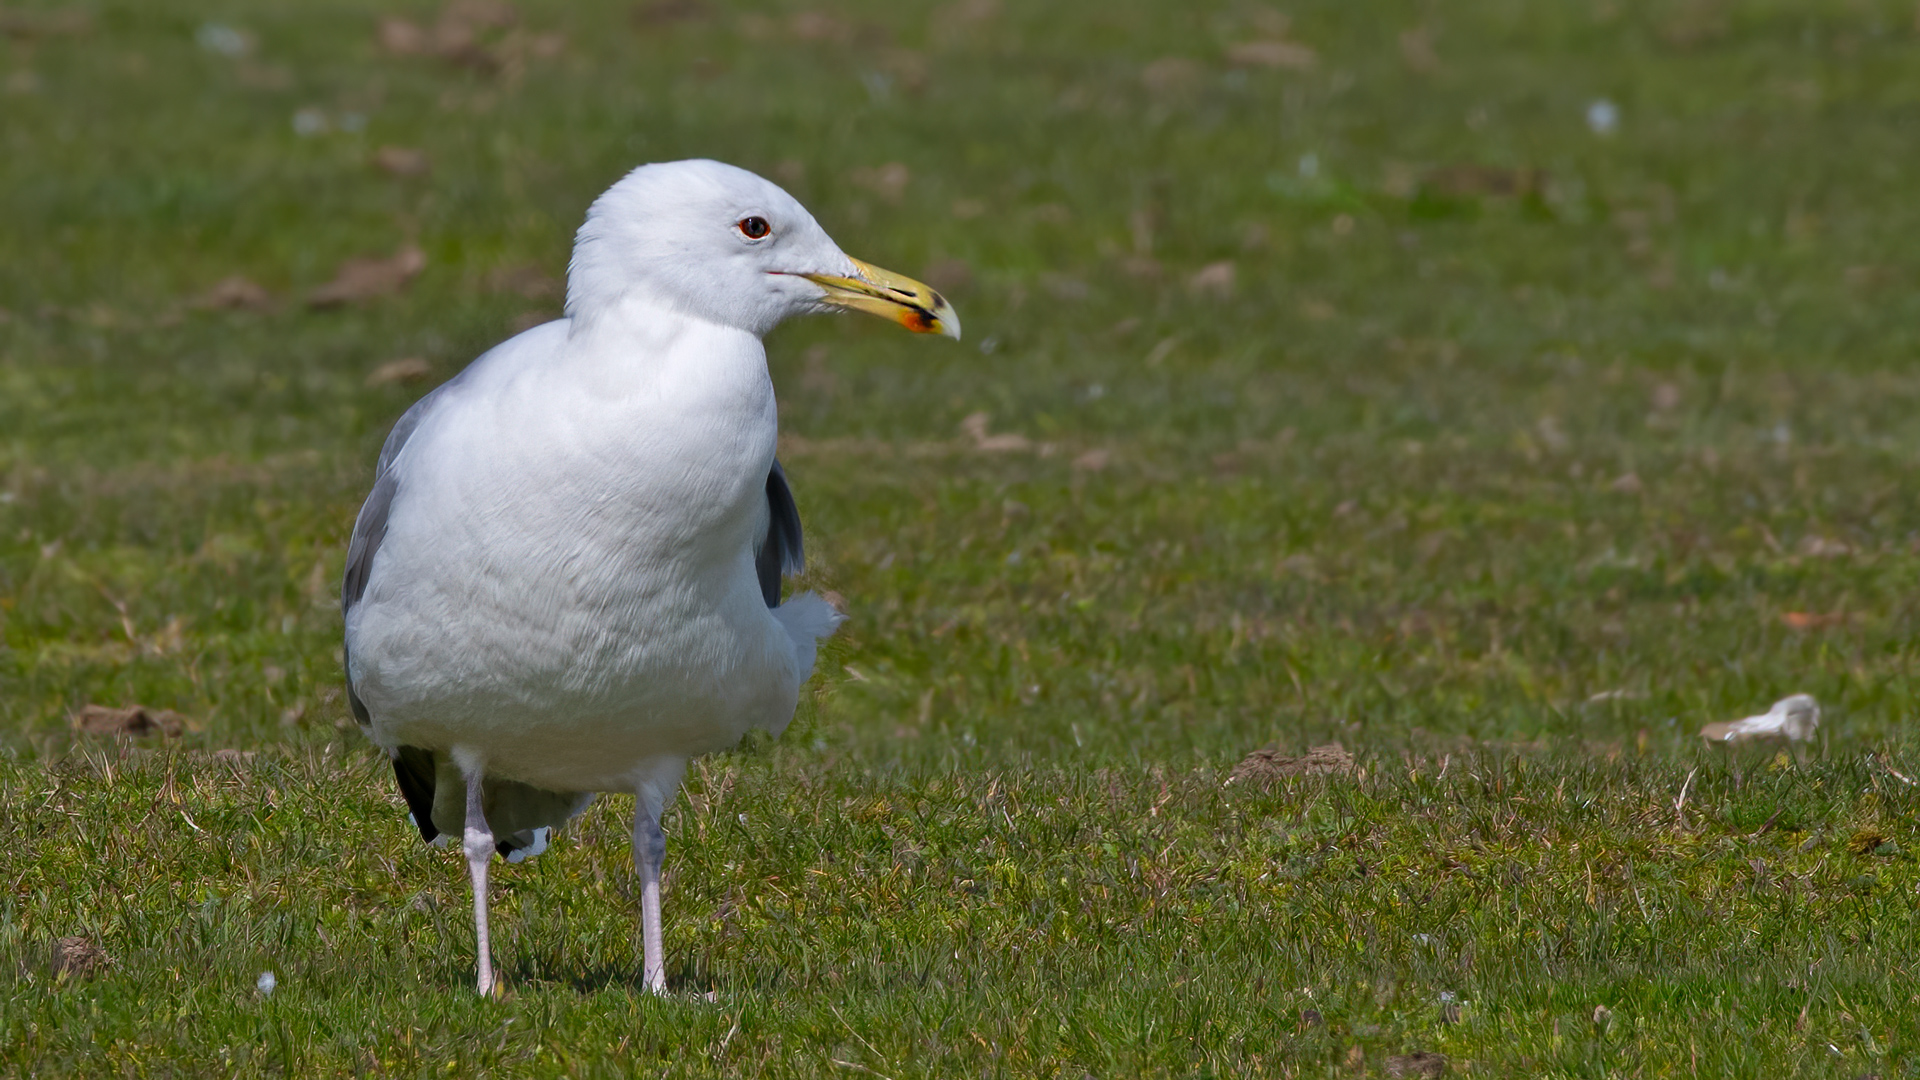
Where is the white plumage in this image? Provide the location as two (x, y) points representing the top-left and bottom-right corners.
(340, 159), (957, 995)
(1699, 693), (1821, 744)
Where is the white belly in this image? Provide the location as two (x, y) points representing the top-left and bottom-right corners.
(350, 572), (801, 792)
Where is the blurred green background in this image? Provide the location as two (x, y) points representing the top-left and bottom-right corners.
(2, 0), (1918, 1075)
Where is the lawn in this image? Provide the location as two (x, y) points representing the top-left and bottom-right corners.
(3, 0), (1920, 1075)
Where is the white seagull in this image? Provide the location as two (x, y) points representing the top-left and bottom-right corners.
(340, 159), (958, 996)
(1699, 693), (1820, 745)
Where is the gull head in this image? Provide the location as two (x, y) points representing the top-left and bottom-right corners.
(565, 159), (959, 341)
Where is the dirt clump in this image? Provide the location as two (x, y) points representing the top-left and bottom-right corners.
(53, 936), (108, 978)
(1386, 1050), (1448, 1077)
(71, 704), (187, 738)
(1226, 743), (1356, 787)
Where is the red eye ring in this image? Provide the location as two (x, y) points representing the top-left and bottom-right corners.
(738, 216), (771, 240)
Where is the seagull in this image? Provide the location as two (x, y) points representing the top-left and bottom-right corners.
(339, 159), (959, 996)
(1699, 693), (1821, 744)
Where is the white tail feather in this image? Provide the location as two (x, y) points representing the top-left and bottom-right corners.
(504, 826), (551, 863)
(772, 591), (844, 681)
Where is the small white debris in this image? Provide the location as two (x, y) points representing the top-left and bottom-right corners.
(1585, 689), (1647, 705)
(292, 108), (328, 137)
(1700, 694), (1820, 744)
(196, 23), (253, 57)
(1297, 153), (1320, 178)
(256, 970), (277, 997)
(1586, 99), (1619, 136)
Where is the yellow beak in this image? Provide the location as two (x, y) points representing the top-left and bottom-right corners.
(800, 257), (962, 340)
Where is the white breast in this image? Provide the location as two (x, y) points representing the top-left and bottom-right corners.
(344, 307), (806, 791)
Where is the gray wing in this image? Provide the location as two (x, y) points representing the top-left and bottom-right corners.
(341, 376), (465, 725)
(755, 459), (805, 608)
(341, 381), (456, 614)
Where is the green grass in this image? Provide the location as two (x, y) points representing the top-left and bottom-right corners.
(3, 0), (1920, 1074)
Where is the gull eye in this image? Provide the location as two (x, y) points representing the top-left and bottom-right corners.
(737, 216), (771, 240)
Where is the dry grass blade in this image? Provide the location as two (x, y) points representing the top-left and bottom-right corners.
(366, 357), (434, 387)
(1674, 766), (1697, 828)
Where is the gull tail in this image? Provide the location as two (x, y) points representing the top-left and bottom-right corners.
(772, 591), (844, 682)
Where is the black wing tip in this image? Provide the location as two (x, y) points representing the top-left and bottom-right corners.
(767, 460), (805, 573)
(392, 746), (440, 844)
(347, 684), (372, 727)
(757, 460), (806, 607)
(343, 641), (373, 727)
